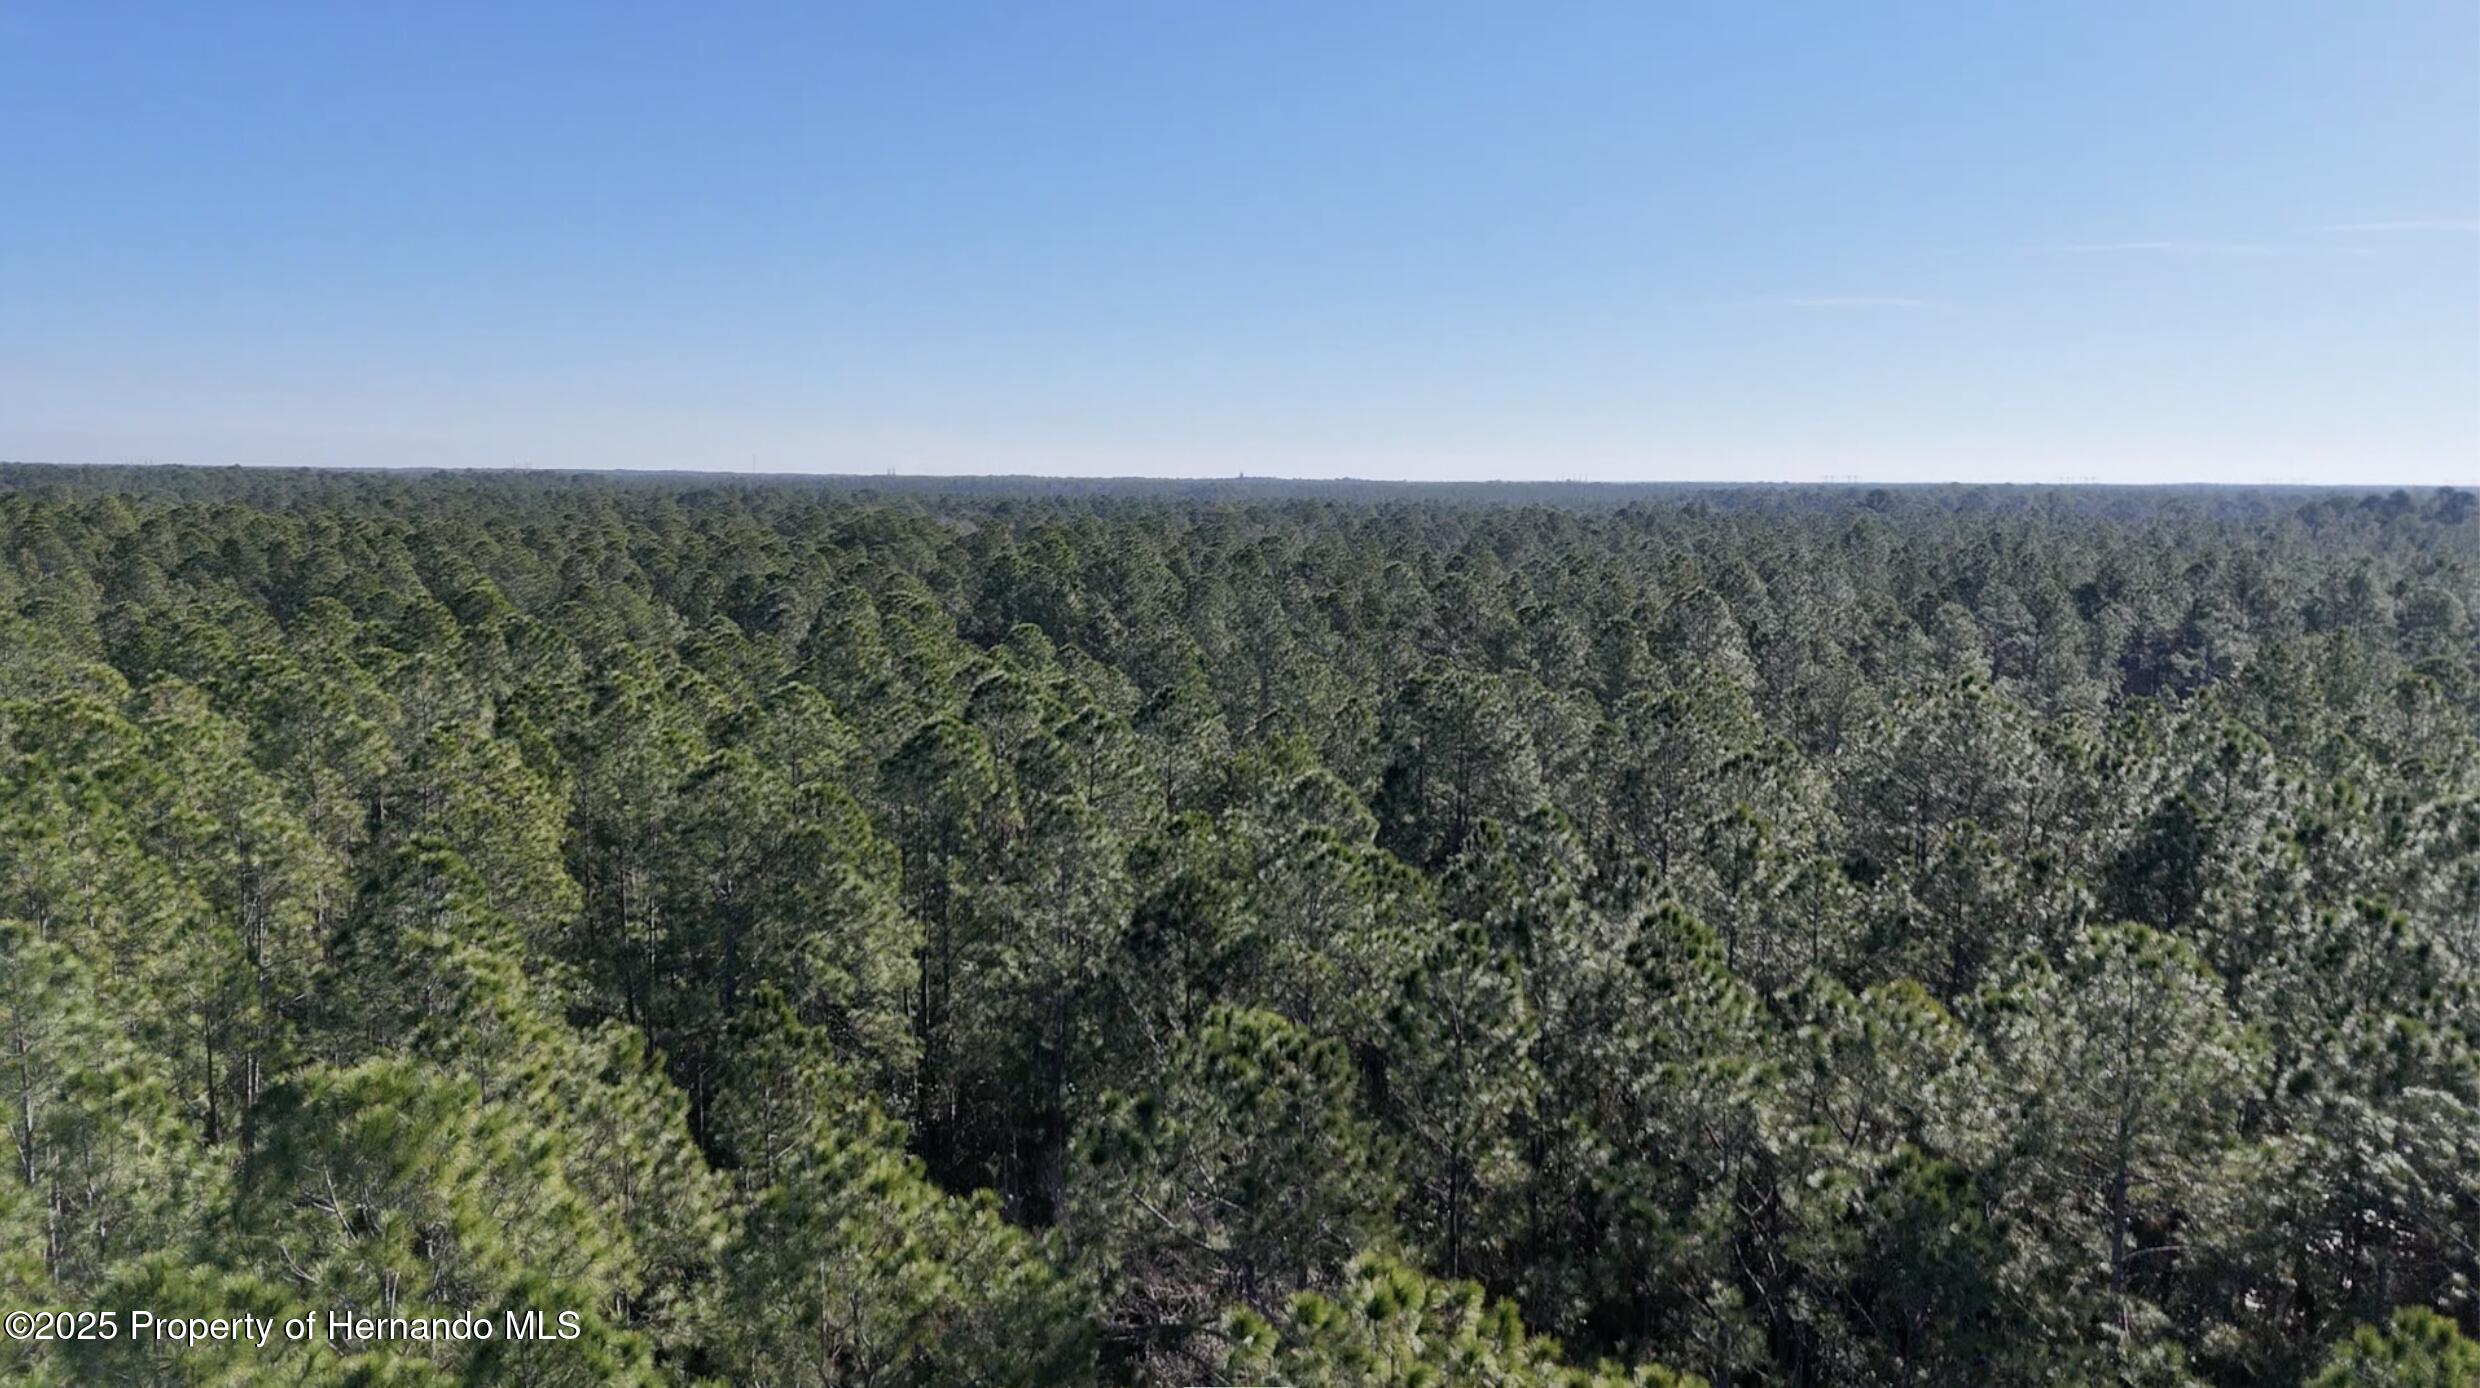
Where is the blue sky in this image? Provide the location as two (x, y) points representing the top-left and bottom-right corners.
(3, 3), (2475, 483)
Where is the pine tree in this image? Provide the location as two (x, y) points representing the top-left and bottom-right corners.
(715, 1057), (1098, 1387)
(1395, 829), (1544, 1282)
(2311, 1308), (2480, 1387)
(1977, 925), (2266, 1367)
(1221, 1252), (1704, 1388)
(1074, 1005), (1398, 1377)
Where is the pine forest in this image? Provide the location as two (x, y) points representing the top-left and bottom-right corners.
(2, 464), (2476, 1386)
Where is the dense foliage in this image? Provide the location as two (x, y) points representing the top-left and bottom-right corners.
(3, 464), (2476, 1385)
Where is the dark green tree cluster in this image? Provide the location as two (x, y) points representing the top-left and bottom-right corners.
(2, 463), (2475, 1385)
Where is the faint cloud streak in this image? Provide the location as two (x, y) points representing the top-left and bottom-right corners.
(2327, 218), (2480, 233)
(2048, 240), (2302, 257)
(1748, 295), (1931, 309)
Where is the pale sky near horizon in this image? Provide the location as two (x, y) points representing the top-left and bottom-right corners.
(3, 3), (2477, 485)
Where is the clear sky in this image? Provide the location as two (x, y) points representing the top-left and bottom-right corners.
(4, 3), (2476, 484)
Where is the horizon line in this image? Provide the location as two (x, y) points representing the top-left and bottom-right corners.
(1, 456), (2465, 491)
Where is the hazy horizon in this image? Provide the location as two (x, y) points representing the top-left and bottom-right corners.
(8, 457), (2465, 492)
